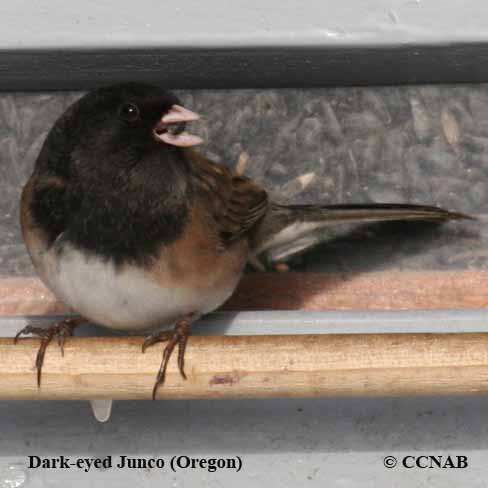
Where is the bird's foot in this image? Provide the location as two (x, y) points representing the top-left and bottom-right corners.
(14, 318), (84, 386)
(142, 315), (193, 399)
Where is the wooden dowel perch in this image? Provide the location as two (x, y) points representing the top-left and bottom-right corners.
(2, 333), (488, 400)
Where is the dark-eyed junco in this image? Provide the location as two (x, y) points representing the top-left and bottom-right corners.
(16, 83), (471, 398)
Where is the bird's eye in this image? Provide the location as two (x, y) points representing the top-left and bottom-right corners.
(119, 103), (140, 121)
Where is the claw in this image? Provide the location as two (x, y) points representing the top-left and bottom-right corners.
(35, 343), (48, 387)
(14, 325), (35, 344)
(57, 334), (64, 356)
(143, 315), (193, 399)
(13, 318), (84, 387)
(141, 331), (171, 354)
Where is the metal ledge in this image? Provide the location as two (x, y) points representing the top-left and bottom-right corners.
(3, 1), (488, 89)
(2, 309), (488, 338)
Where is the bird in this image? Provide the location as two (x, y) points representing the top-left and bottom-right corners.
(16, 82), (471, 399)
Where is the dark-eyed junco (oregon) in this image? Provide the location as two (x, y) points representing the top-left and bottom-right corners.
(16, 83), (471, 398)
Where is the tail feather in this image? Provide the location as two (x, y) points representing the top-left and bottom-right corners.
(275, 203), (471, 223)
(251, 203), (473, 257)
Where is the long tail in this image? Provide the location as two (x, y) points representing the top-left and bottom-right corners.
(251, 203), (472, 258)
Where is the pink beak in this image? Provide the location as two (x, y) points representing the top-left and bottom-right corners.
(153, 104), (203, 147)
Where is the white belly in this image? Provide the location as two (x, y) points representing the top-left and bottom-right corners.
(38, 243), (237, 332)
